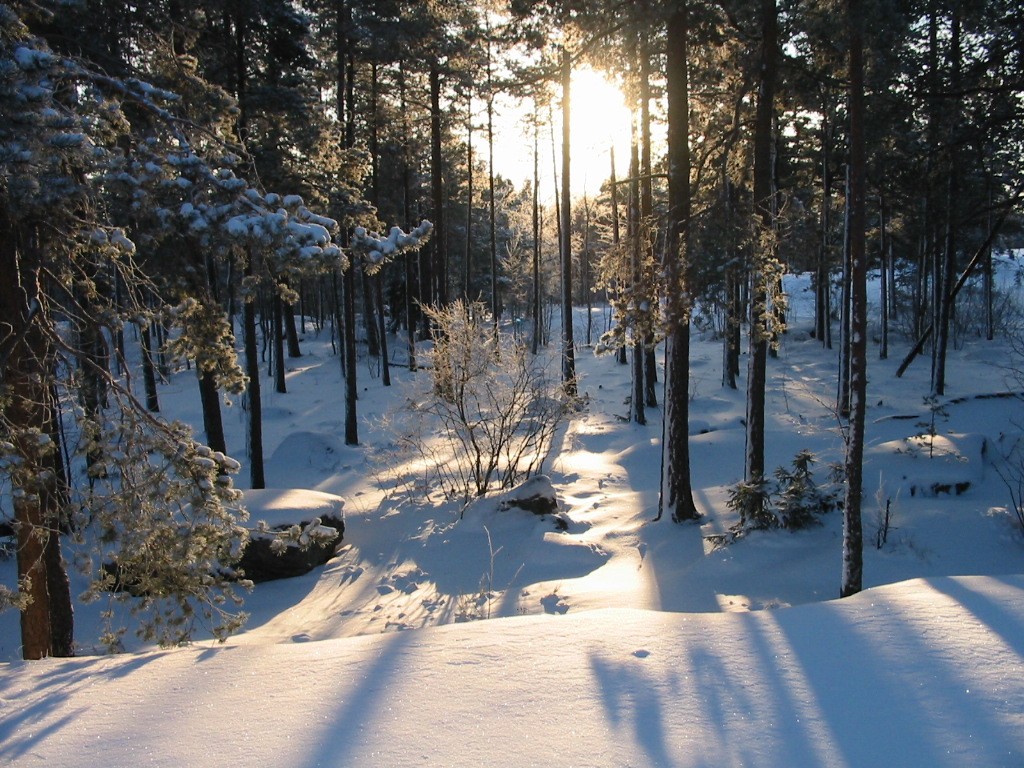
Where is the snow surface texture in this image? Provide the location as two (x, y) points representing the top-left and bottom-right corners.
(1, 577), (1021, 767)
(3, 266), (1024, 765)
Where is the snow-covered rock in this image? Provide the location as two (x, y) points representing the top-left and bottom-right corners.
(238, 489), (346, 583)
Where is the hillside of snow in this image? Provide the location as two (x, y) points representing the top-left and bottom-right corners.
(2, 268), (1024, 765)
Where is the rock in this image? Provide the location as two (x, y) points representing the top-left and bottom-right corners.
(237, 511), (345, 583)
(497, 475), (568, 531)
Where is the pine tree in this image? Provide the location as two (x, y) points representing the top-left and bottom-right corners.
(659, 1), (700, 523)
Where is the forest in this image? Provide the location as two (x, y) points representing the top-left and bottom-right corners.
(3, 0), (1024, 763)
(1, 0), (1023, 667)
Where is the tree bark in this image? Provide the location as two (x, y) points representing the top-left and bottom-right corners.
(880, 197), (889, 360)
(284, 300), (301, 358)
(140, 320), (160, 413)
(465, 94), (474, 302)
(532, 103), (542, 356)
(629, 124), (645, 426)
(198, 367), (227, 454)
(1, 220), (74, 658)
(745, 0), (778, 486)
(639, 24), (658, 407)
(343, 259), (358, 446)
(816, 108), (832, 348)
(399, 62), (417, 371)
(272, 290), (286, 394)
(659, 3), (700, 523)
(429, 62), (445, 309)
(842, 0), (867, 598)
(243, 252), (265, 489)
(559, 45), (577, 396)
(933, 4), (960, 397)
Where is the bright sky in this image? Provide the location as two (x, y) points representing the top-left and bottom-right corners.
(489, 67), (634, 200)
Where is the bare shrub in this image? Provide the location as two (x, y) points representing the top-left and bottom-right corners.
(393, 301), (568, 501)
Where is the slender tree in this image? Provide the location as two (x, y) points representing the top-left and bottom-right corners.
(744, 0), (778, 488)
(559, 44), (577, 396)
(659, 1), (700, 523)
(842, 0), (867, 598)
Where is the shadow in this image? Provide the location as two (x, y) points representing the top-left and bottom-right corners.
(0, 651), (166, 761)
(718, 613), (835, 766)
(298, 629), (413, 768)
(589, 651), (676, 768)
(774, 590), (1022, 766)
(635, 520), (721, 613)
(926, 575), (1024, 657)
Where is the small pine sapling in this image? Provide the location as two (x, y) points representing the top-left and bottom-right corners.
(727, 474), (776, 531)
(726, 451), (843, 537)
(774, 450), (840, 529)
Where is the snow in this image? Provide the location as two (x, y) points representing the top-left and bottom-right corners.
(2, 269), (1024, 766)
(1, 578), (1021, 767)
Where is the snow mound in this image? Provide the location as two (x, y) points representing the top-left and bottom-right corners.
(1, 575), (1021, 768)
(265, 431), (345, 485)
(869, 432), (987, 497)
(242, 488), (346, 530)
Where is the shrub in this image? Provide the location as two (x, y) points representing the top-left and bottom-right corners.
(727, 450), (842, 533)
(394, 300), (568, 501)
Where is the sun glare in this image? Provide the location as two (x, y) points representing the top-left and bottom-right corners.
(492, 67), (634, 199)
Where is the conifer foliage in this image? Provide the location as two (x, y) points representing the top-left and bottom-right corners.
(0, 1), (430, 658)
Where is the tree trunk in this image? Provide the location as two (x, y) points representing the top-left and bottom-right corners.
(140, 317), (160, 413)
(880, 197), (889, 360)
(399, 62), (417, 371)
(198, 367), (227, 454)
(532, 103), (542, 356)
(0, 222), (74, 658)
(559, 45), (577, 396)
(933, 5), (960, 397)
(629, 125), (645, 426)
(583, 199), (592, 346)
(465, 94), (474, 302)
(343, 262), (358, 445)
(285, 300), (301, 358)
(42, 382), (73, 657)
(361, 268), (380, 358)
(375, 275), (391, 387)
(429, 63), (445, 309)
(984, 179), (994, 341)
(838, 172), (852, 417)
(243, 253), (265, 489)
(659, 3), (700, 523)
(724, 268), (741, 389)
(842, 0), (867, 598)
(723, 169), (741, 388)
(817, 108), (832, 348)
(488, 93), (499, 331)
(745, 0), (778, 486)
(639, 27), (658, 407)
(609, 144), (627, 366)
(272, 290), (286, 394)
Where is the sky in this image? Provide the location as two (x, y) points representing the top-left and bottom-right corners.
(490, 66), (637, 198)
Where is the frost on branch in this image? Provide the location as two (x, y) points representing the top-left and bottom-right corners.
(351, 219), (433, 274)
(77, 391), (251, 648)
(225, 191), (347, 278)
(390, 300), (567, 500)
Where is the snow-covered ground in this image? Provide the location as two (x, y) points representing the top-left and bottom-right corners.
(2, 267), (1024, 766)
